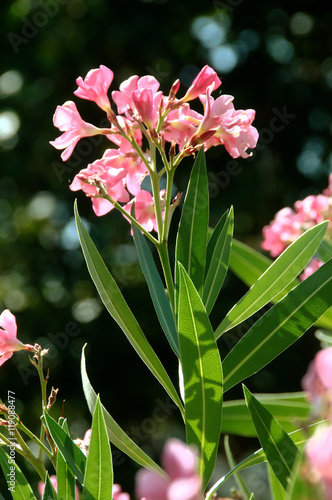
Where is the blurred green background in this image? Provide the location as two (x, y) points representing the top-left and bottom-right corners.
(1, 0), (332, 496)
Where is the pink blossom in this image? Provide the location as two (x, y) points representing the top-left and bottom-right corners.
(181, 65), (221, 102)
(299, 257), (324, 281)
(305, 424), (332, 499)
(132, 88), (163, 130)
(50, 101), (102, 161)
(113, 484), (131, 500)
(163, 105), (203, 150)
(74, 428), (92, 456)
(38, 475), (80, 499)
(135, 438), (202, 500)
(0, 309), (34, 367)
(302, 347), (332, 411)
(124, 190), (165, 233)
(74, 65), (114, 113)
(70, 161), (129, 216)
(101, 139), (148, 195)
(295, 194), (330, 224)
(261, 207), (304, 257)
(112, 75), (161, 121)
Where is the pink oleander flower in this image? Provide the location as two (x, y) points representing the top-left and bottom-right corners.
(50, 101), (103, 161)
(74, 65), (114, 113)
(135, 438), (202, 500)
(113, 484), (131, 500)
(74, 428), (92, 456)
(132, 88), (163, 130)
(112, 75), (161, 122)
(124, 189), (165, 233)
(70, 161), (129, 216)
(181, 65), (221, 102)
(101, 138), (148, 195)
(295, 194), (330, 224)
(302, 347), (332, 413)
(0, 309), (34, 366)
(305, 424), (332, 499)
(299, 257), (324, 281)
(261, 207), (304, 257)
(163, 104), (203, 150)
(38, 475), (80, 499)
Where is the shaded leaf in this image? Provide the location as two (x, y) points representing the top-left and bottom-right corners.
(243, 385), (299, 491)
(0, 447), (37, 500)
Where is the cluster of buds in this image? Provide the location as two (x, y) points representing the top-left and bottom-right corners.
(261, 174), (332, 279)
(50, 65), (258, 232)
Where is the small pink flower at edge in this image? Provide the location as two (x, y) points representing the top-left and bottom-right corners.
(135, 438), (202, 500)
(50, 101), (102, 161)
(305, 424), (332, 499)
(74, 65), (114, 113)
(38, 475), (80, 500)
(0, 309), (34, 367)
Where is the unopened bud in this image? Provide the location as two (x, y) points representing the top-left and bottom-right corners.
(169, 79), (180, 99)
(47, 387), (59, 409)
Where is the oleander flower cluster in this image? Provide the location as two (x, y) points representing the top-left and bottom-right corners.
(50, 65), (258, 231)
(261, 174), (332, 279)
(302, 347), (332, 498)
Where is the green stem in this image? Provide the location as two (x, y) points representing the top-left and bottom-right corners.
(157, 241), (175, 313)
(162, 167), (175, 242)
(16, 421), (53, 460)
(14, 428), (48, 480)
(35, 353), (48, 463)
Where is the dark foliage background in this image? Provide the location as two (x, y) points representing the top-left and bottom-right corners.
(1, 0), (332, 496)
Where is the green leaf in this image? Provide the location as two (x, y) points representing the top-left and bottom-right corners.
(223, 258), (332, 392)
(205, 210), (229, 275)
(268, 463), (287, 500)
(43, 412), (87, 485)
(81, 345), (167, 479)
(243, 385), (299, 491)
(317, 239), (332, 262)
(74, 201), (183, 416)
(205, 421), (325, 500)
(41, 473), (56, 500)
(56, 419), (77, 500)
(175, 147), (209, 297)
(216, 221), (328, 337)
(222, 392), (310, 437)
(203, 207), (234, 315)
(229, 237), (332, 330)
(82, 396), (113, 500)
(132, 223), (179, 357)
(0, 447), (37, 500)
(177, 263), (223, 488)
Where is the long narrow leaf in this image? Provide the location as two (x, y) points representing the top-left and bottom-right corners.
(56, 419), (77, 500)
(74, 201), (183, 416)
(178, 263), (223, 488)
(216, 221), (328, 337)
(229, 237), (332, 330)
(175, 147), (209, 297)
(243, 385), (299, 491)
(43, 412), (87, 485)
(205, 210), (229, 276)
(132, 223), (179, 357)
(224, 435), (251, 500)
(222, 392), (310, 437)
(0, 447), (37, 500)
(82, 396), (113, 500)
(81, 345), (167, 479)
(223, 258), (332, 392)
(203, 207), (234, 315)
